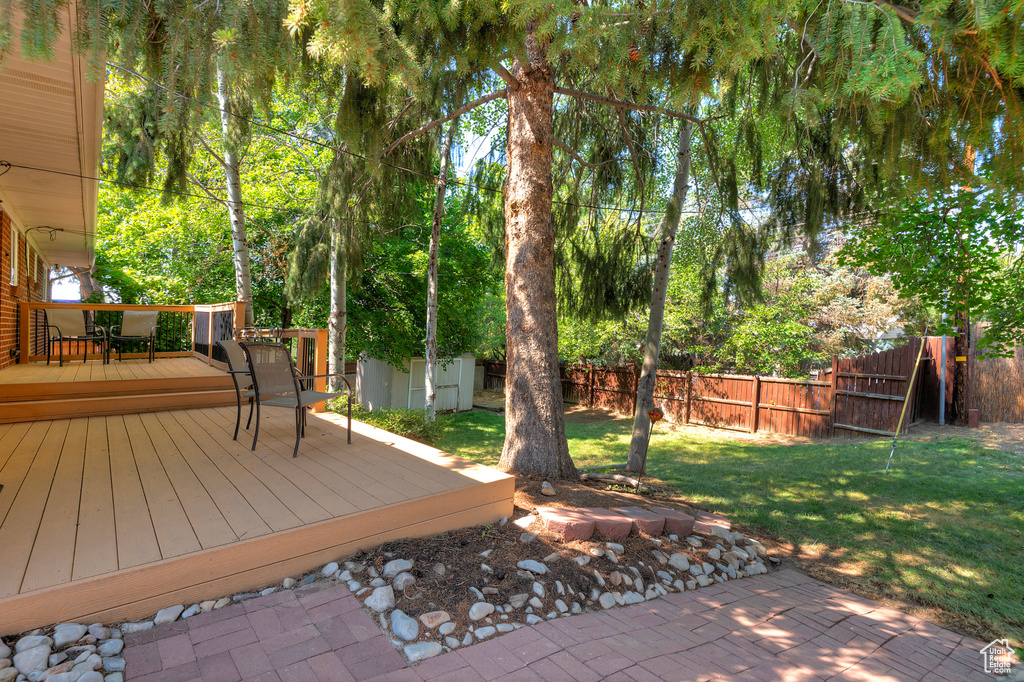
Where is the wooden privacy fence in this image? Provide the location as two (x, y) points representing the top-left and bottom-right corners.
(483, 338), (926, 439)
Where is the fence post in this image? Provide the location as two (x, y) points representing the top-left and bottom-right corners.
(684, 371), (692, 424)
(233, 300), (247, 332)
(828, 355), (839, 437)
(206, 310), (214, 366)
(589, 364), (595, 408)
(750, 376), (761, 433)
(312, 329), (330, 413)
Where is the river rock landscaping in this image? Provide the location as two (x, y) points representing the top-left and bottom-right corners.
(0, 474), (787, 678)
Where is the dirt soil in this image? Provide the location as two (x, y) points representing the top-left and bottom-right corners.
(354, 475), (769, 645)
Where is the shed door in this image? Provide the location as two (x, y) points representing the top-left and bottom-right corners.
(409, 358), (460, 411)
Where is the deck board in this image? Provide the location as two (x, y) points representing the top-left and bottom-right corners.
(0, 406), (513, 635)
(73, 418), (118, 581)
(0, 419), (71, 597)
(106, 416), (162, 570)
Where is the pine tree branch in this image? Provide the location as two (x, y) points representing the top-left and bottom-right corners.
(382, 89), (508, 157)
(553, 87), (711, 123)
(554, 139), (613, 169)
(492, 63), (520, 91)
(608, 87), (645, 233)
(255, 133), (323, 180)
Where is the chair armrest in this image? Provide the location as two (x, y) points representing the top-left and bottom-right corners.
(227, 370), (251, 375)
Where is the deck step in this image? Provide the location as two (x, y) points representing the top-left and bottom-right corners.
(0, 389), (237, 423)
(0, 375), (233, 403)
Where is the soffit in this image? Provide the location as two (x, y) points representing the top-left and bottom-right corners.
(0, 4), (104, 268)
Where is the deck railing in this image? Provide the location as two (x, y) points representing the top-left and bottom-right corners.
(20, 302), (202, 364)
(17, 301), (342, 413)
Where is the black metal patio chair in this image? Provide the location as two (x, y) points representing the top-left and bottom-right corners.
(108, 310), (159, 363)
(239, 341), (352, 457)
(45, 308), (108, 366)
(217, 339), (257, 441)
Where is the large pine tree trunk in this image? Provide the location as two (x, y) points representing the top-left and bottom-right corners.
(627, 121), (693, 472)
(329, 226), (347, 393)
(496, 30), (577, 479)
(425, 117), (459, 421)
(216, 64), (255, 327)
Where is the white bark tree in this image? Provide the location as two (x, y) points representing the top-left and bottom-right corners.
(424, 117), (460, 420)
(627, 121), (694, 473)
(216, 63), (255, 327)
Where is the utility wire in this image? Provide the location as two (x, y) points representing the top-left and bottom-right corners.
(106, 62), (670, 217)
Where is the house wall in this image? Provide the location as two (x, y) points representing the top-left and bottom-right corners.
(1, 208), (49, 371)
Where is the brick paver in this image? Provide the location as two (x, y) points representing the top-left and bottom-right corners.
(123, 570), (996, 681)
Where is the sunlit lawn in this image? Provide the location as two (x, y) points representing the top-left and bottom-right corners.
(437, 410), (1024, 645)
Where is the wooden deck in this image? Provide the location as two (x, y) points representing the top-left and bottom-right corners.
(0, 357), (224, 385)
(0, 358), (236, 423)
(0, 406), (514, 635)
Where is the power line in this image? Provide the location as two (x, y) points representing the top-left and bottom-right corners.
(106, 62), (670, 217)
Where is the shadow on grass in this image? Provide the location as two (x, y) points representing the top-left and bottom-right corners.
(438, 410), (1024, 644)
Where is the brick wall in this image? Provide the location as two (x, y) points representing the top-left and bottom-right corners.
(1, 208), (49, 371)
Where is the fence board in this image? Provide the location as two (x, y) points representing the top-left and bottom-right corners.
(481, 341), (927, 440)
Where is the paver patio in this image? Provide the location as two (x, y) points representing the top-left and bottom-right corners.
(121, 569), (995, 681)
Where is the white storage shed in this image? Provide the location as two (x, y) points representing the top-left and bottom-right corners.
(357, 354), (475, 412)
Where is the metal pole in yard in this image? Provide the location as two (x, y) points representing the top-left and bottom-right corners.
(939, 313), (947, 426)
(638, 407), (664, 491)
(885, 330), (928, 474)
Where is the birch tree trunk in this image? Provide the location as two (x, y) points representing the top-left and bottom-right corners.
(424, 117), (460, 421)
(329, 225), (348, 393)
(496, 28), (577, 479)
(216, 63), (255, 327)
(626, 121), (694, 473)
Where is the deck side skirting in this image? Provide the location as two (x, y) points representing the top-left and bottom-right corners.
(0, 480), (512, 635)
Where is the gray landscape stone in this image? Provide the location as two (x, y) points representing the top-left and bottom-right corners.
(13, 646), (50, 675)
(404, 642), (442, 663)
(474, 626), (496, 640)
(53, 626), (87, 649)
(15, 638), (51, 654)
(100, 657), (125, 674)
(468, 602), (495, 621)
(364, 586), (396, 612)
(393, 572), (415, 591)
(599, 592), (616, 609)
(382, 559), (412, 578)
(390, 610), (419, 641)
(438, 622), (456, 636)
(96, 641), (122, 658)
(154, 605), (185, 626)
(119, 622), (153, 634)
(669, 553), (689, 571)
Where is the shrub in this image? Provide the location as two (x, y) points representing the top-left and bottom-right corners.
(338, 403), (453, 446)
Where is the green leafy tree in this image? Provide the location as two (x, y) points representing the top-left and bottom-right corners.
(840, 186), (1024, 422)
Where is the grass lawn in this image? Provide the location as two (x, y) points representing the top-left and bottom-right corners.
(437, 410), (1024, 645)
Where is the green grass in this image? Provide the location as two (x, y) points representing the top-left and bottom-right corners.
(437, 411), (1024, 645)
